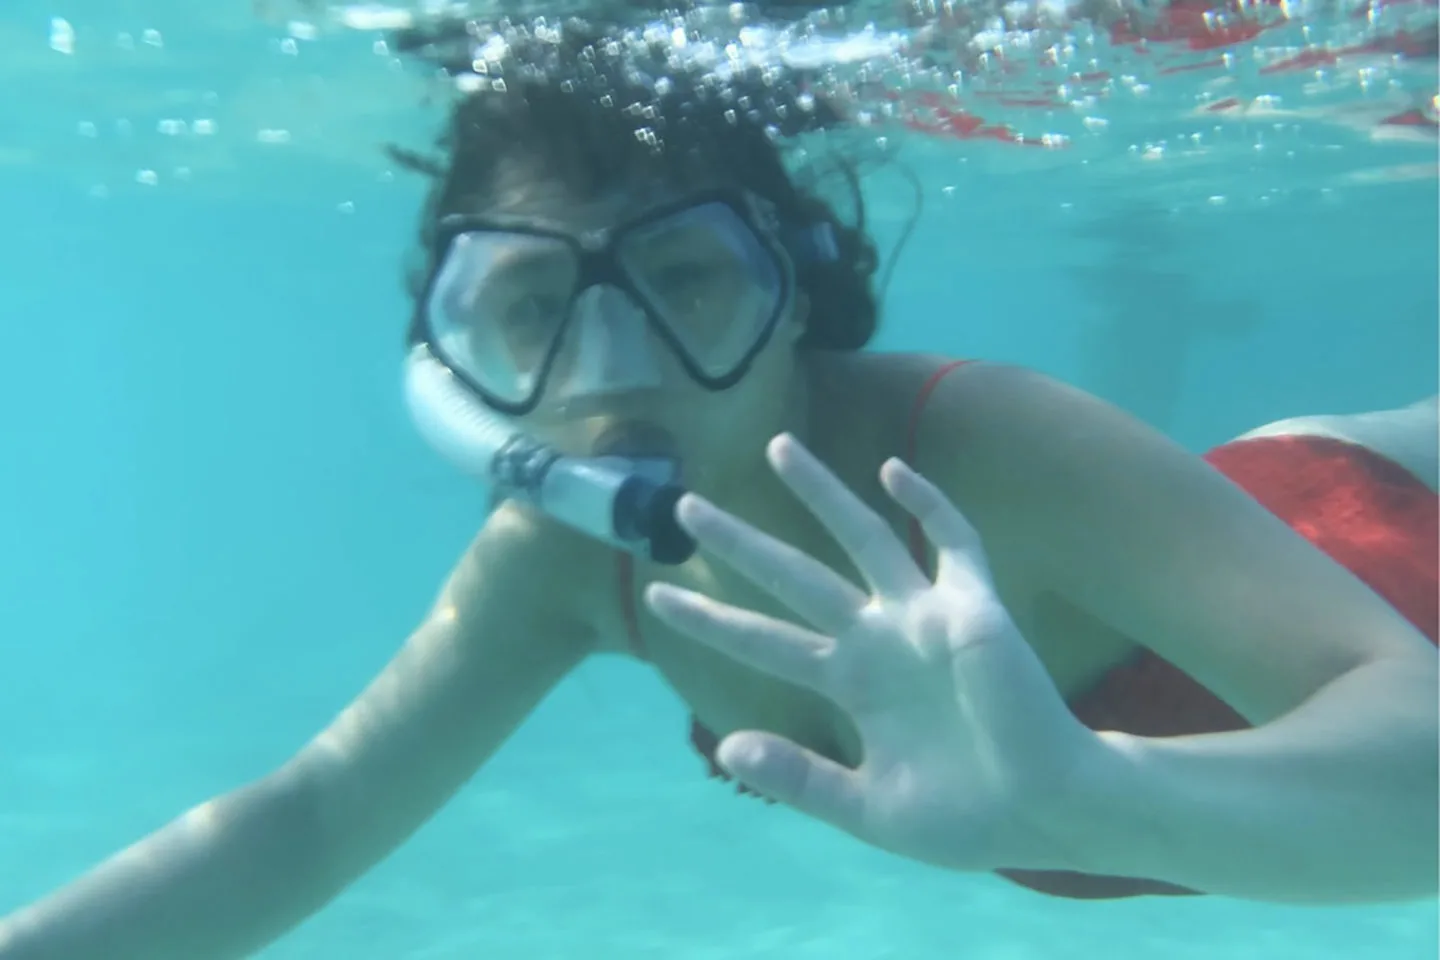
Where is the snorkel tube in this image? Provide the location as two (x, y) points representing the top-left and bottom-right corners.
(403, 345), (696, 565)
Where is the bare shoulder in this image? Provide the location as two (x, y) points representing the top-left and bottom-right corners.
(443, 500), (617, 641)
(907, 360), (1095, 449)
(826, 358), (1075, 515)
(804, 350), (980, 454)
(811, 350), (975, 399)
(801, 351), (1031, 532)
(902, 360), (1197, 506)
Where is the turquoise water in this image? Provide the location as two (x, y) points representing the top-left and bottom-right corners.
(1, 2), (1438, 957)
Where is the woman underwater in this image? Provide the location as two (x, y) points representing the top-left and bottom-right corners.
(0, 19), (1435, 960)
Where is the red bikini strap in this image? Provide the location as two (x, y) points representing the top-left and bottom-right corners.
(903, 360), (972, 569)
(616, 554), (648, 660)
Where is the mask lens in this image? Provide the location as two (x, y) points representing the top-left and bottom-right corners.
(617, 202), (784, 380)
(426, 231), (578, 405)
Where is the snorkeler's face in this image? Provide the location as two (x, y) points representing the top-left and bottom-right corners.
(439, 182), (809, 474)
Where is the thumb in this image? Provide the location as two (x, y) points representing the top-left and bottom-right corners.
(718, 731), (865, 832)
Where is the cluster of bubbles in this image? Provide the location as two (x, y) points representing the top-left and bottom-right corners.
(41, 0), (1435, 203)
(382, 7), (925, 153)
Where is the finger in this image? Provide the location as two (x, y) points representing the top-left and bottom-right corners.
(645, 582), (835, 694)
(717, 730), (866, 832)
(767, 434), (928, 598)
(674, 492), (866, 636)
(879, 458), (992, 586)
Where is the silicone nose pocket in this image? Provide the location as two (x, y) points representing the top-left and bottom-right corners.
(555, 285), (665, 400)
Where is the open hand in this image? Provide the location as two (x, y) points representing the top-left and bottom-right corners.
(645, 433), (1103, 873)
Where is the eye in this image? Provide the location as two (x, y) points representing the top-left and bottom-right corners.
(502, 292), (567, 335)
(654, 259), (724, 295)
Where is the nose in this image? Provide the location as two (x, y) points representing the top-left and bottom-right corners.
(557, 285), (665, 400)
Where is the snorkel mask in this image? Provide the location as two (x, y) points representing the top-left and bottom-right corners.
(403, 188), (838, 565)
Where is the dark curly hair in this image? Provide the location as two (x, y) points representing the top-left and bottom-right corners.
(388, 16), (880, 351)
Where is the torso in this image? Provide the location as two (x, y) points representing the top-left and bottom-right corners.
(587, 351), (1140, 770)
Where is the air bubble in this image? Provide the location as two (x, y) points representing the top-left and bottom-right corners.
(49, 18), (75, 55)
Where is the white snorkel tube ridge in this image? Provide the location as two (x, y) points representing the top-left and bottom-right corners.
(403, 345), (697, 565)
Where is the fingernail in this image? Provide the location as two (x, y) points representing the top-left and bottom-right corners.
(769, 432), (814, 470)
(717, 733), (766, 773)
(644, 581), (690, 612)
(676, 493), (716, 527)
(767, 433), (793, 464)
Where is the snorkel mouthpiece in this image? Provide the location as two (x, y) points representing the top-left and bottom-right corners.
(492, 436), (694, 564)
(404, 346), (696, 565)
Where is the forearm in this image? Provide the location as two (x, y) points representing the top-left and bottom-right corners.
(0, 769), (338, 960)
(1060, 656), (1439, 903)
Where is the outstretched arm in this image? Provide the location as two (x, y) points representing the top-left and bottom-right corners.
(0, 504), (594, 959)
